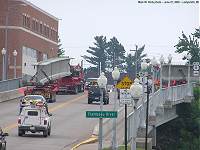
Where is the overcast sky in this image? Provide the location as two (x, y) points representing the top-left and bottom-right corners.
(28, 0), (199, 67)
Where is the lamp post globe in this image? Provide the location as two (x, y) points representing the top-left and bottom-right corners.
(13, 50), (17, 56)
(130, 78), (143, 101)
(168, 54), (172, 63)
(1, 48), (6, 55)
(151, 57), (158, 66)
(141, 60), (148, 71)
(159, 55), (164, 64)
(112, 67), (120, 81)
(97, 72), (107, 89)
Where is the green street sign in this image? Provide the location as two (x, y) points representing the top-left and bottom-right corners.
(86, 111), (118, 118)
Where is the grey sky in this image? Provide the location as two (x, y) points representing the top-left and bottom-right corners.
(28, 0), (199, 67)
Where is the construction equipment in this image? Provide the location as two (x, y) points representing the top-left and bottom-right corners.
(24, 57), (71, 102)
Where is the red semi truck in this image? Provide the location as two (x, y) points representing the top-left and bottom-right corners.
(24, 57), (84, 102)
(56, 64), (84, 94)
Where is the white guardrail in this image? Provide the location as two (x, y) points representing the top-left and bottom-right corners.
(127, 83), (193, 142)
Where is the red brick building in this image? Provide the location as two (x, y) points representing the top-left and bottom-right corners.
(0, 0), (59, 80)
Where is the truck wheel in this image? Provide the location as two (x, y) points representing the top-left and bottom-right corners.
(18, 129), (24, 136)
(48, 126), (51, 136)
(80, 84), (84, 92)
(53, 93), (56, 102)
(43, 129), (48, 137)
(88, 98), (92, 104)
(74, 86), (78, 94)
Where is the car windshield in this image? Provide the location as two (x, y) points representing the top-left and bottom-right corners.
(22, 95), (44, 102)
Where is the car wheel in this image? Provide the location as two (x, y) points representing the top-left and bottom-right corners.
(18, 129), (24, 136)
(43, 129), (48, 137)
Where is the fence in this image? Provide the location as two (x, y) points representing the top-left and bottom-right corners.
(0, 78), (22, 92)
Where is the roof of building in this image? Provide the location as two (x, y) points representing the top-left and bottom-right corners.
(18, 0), (59, 21)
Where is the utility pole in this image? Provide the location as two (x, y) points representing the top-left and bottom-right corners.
(130, 45), (138, 78)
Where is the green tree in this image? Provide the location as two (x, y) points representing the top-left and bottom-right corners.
(157, 86), (200, 150)
(125, 45), (147, 78)
(57, 37), (65, 57)
(175, 29), (200, 64)
(107, 37), (126, 71)
(82, 36), (108, 74)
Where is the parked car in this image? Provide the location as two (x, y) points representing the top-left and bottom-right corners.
(88, 85), (109, 105)
(0, 127), (8, 150)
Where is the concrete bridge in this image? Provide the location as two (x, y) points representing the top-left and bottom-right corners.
(127, 82), (195, 150)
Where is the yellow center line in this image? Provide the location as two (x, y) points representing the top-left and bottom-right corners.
(3, 93), (87, 132)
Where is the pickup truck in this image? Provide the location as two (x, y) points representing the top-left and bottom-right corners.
(88, 85), (109, 105)
(18, 104), (52, 137)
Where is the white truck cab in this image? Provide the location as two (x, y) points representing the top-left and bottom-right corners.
(18, 103), (52, 137)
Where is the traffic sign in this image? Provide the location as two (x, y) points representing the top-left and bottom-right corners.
(116, 76), (133, 89)
(119, 89), (133, 107)
(193, 62), (199, 76)
(193, 62), (199, 71)
(86, 111), (117, 118)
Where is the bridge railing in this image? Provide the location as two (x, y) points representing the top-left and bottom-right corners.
(127, 83), (193, 143)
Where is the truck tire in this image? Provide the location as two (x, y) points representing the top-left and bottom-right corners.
(48, 125), (51, 136)
(74, 86), (78, 94)
(43, 129), (48, 137)
(88, 98), (92, 104)
(80, 84), (84, 92)
(18, 129), (24, 136)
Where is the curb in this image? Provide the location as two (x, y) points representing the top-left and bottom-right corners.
(71, 135), (98, 150)
(71, 107), (124, 150)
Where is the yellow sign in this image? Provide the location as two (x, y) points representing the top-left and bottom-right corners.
(116, 76), (133, 89)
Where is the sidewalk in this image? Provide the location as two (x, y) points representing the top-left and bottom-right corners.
(76, 120), (124, 150)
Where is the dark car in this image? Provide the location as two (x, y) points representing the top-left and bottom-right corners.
(0, 127), (9, 150)
(88, 85), (109, 105)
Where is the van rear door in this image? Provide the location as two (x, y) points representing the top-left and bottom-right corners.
(24, 109), (41, 126)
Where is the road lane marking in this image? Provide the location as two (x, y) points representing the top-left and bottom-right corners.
(3, 93), (87, 132)
(71, 135), (98, 150)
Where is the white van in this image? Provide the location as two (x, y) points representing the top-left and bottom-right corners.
(18, 104), (52, 137)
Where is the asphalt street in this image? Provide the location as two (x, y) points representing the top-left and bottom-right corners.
(0, 91), (116, 150)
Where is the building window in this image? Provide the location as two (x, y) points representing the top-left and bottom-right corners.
(32, 19), (35, 31)
(23, 15), (26, 26)
(26, 16), (30, 28)
(46, 27), (49, 37)
(40, 23), (43, 34)
(35, 21), (39, 32)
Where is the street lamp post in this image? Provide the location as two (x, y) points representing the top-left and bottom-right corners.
(13, 50), (18, 78)
(150, 57), (159, 149)
(130, 78), (142, 150)
(167, 54), (172, 100)
(141, 60), (150, 150)
(130, 45), (138, 77)
(1, 48), (7, 80)
(111, 67), (120, 150)
(97, 72), (107, 150)
(159, 55), (165, 89)
(186, 54), (192, 96)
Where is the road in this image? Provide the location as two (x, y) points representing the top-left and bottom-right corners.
(0, 91), (116, 150)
